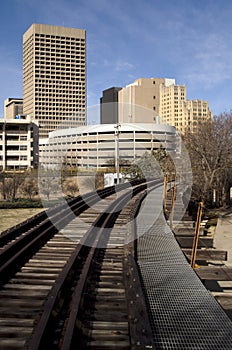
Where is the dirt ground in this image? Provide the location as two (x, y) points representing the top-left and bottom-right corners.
(214, 212), (232, 266)
(0, 208), (44, 233)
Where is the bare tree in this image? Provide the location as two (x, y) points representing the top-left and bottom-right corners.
(122, 147), (175, 180)
(0, 171), (6, 200)
(1, 171), (26, 202)
(105, 158), (131, 173)
(63, 179), (79, 197)
(184, 112), (232, 206)
(38, 167), (60, 201)
(21, 175), (38, 200)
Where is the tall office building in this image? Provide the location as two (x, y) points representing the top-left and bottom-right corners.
(23, 24), (86, 138)
(159, 82), (186, 126)
(159, 82), (212, 133)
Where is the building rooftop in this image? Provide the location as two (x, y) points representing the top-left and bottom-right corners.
(48, 122), (177, 138)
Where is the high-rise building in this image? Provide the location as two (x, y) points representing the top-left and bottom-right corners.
(182, 99), (212, 133)
(118, 78), (168, 124)
(159, 82), (212, 133)
(23, 24), (86, 138)
(159, 82), (186, 127)
(100, 78), (212, 133)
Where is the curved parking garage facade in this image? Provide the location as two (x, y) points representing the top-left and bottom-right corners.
(40, 123), (178, 169)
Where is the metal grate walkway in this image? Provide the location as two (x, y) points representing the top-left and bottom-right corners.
(136, 194), (232, 349)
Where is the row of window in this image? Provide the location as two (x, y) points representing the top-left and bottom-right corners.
(5, 146), (28, 151)
(37, 119), (85, 124)
(34, 72), (85, 77)
(35, 89), (85, 94)
(4, 135), (28, 141)
(45, 139), (169, 149)
(4, 156), (28, 161)
(34, 50), (85, 57)
(35, 97), (85, 102)
(35, 100), (85, 105)
(35, 69), (85, 74)
(34, 78), (85, 84)
(35, 39), (85, 44)
(34, 45), (85, 51)
(34, 33), (85, 41)
(34, 62), (85, 68)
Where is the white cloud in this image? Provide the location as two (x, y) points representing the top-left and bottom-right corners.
(115, 61), (134, 71)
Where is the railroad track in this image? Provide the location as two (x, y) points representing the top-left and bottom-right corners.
(0, 179), (146, 252)
(0, 179), (146, 284)
(0, 178), (161, 350)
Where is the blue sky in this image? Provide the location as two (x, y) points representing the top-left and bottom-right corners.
(0, 0), (232, 123)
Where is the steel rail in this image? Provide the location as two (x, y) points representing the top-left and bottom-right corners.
(63, 179), (163, 350)
(0, 178), (145, 248)
(28, 179), (161, 350)
(0, 178), (143, 254)
(27, 178), (162, 350)
(0, 179), (146, 286)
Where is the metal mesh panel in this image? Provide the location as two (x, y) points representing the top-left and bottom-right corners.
(136, 207), (232, 349)
(137, 234), (187, 264)
(138, 262), (204, 290)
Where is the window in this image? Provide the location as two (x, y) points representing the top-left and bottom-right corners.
(20, 136), (27, 141)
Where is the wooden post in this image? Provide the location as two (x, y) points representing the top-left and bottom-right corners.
(169, 184), (176, 229)
(163, 174), (168, 213)
(190, 201), (204, 268)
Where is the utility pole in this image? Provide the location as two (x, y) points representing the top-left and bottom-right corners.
(114, 123), (121, 184)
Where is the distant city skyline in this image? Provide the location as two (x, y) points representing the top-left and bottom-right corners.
(0, 0), (232, 124)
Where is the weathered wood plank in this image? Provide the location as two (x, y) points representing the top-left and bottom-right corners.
(195, 266), (232, 281)
(174, 228), (204, 236)
(172, 221), (195, 228)
(182, 249), (227, 261)
(211, 293), (232, 310)
(176, 236), (214, 248)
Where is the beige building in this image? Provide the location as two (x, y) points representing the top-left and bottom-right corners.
(159, 82), (212, 133)
(4, 98), (23, 120)
(0, 115), (39, 170)
(23, 24), (86, 139)
(118, 77), (168, 124)
(102, 78), (212, 133)
(182, 99), (212, 133)
(159, 82), (186, 126)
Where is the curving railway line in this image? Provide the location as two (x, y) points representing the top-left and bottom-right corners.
(1, 178), (232, 350)
(0, 179), (146, 284)
(0, 178), (159, 349)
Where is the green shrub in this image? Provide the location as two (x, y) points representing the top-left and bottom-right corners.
(0, 198), (43, 209)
